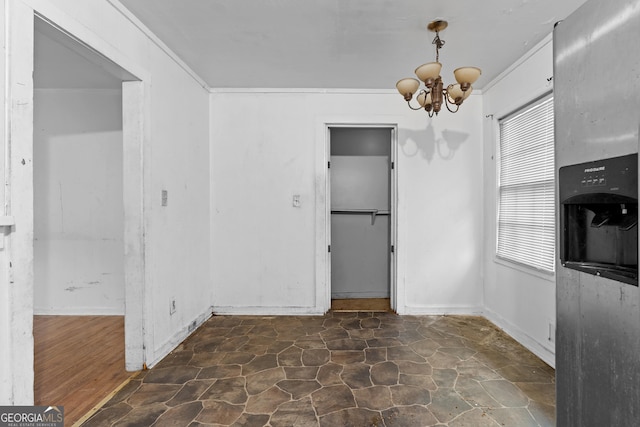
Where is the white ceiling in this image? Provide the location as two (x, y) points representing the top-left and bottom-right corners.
(118, 0), (588, 90)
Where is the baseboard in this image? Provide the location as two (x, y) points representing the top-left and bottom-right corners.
(213, 306), (326, 316)
(483, 307), (556, 368)
(146, 305), (215, 368)
(399, 305), (485, 316)
(33, 307), (125, 316)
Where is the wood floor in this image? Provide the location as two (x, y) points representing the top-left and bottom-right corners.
(331, 297), (391, 311)
(34, 315), (135, 426)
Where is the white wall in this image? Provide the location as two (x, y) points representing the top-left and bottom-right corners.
(1, 0), (211, 404)
(210, 90), (484, 315)
(482, 36), (557, 366)
(34, 89), (124, 315)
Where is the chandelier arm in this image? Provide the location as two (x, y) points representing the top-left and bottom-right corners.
(443, 95), (461, 113)
(406, 100), (425, 111)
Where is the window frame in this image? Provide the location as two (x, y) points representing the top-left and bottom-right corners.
(496, 93), (556, 274)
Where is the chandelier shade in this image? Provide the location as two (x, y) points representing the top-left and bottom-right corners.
(395, 78), (420, 100)
(396, 20), (481, 117)
(415, 62), (442, 85)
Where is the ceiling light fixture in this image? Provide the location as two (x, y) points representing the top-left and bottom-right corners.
(396, 20), (481, 117)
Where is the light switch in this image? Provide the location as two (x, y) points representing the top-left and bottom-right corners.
(293, 195), (301, 207)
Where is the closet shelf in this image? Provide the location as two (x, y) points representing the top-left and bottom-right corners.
(331, 209), (389, 225)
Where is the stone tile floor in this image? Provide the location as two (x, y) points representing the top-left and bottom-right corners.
(81, 313), (555, 426)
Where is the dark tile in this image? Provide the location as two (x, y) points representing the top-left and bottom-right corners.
(353, 386), (393, 411)
(112, 402), (166, 427)
(486, 407), (541, 427)
(143, 366), (201, 384)
(195, 400), (244, 425)
(311, 385), (356, 416)
(528, 399), (556, 427)
(330, 350), (365, 364)
(271, 397), (318, 427)
(319, 408), (384, 427)
(399, 373), (437, 389)
(153, 401), (202, 426)
(317, 363), (343, 386)
(496, 364), (555, 383)
(277, 379), (322, 399)
(166, 380), (213, 407)
(277, 345), (303, 366)
(283, 366), (319, 380)
(390, 385), (431, 406)
(454, 377), (500, 408)
(448, 407), (501, 427)
(82, 402), (132, 427)
(127, 383), (181, 406)
(233, 413), (272, 426)
(428, 388), (472, 423)
(325, 338), (367, 351)
(216, 335), (251, 351)
(367, 337), (403, 348)
(197, 364), (241, 379)
(301, 348), (330, 366)
(365, 348), (387, 364)
(242, 353), (278, 375)
(82, 314), (557, 427)
(103, 380), (142, 407)
(245, 386), (291, 413)
(382, 405), (438, 426)
(432, 369), (458, 388)
(387, 346), (426, 363)
(341, 363), (373, 389)
(361, 317), (381, 329)
(155, 350), (194, 369)
(201, 377), (247, 404)
(516, 381), (556, 407)
(245, 367), (286, 395)
(396, 360), (431, 376)
(370, 361), (399, 386)
(481, 379), (529, 407)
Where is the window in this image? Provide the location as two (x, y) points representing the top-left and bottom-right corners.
(497, 95), (555, 272)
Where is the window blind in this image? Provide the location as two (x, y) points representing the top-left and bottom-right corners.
(498, 96), (555, 272)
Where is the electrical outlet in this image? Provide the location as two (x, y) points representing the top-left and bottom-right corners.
(170, 298), (176, 315)
(548, 322), (556, 343)
(162, 190), (168, 207)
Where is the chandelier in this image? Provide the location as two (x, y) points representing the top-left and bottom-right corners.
(396, 20), (481, 117)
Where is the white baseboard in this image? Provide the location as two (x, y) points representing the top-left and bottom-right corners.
(399, 305), (485, 316)
(212, 306), (326, 316)
(483, 307), (556, 368)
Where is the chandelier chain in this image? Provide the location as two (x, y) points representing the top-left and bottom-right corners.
(432, 32), (445, 63)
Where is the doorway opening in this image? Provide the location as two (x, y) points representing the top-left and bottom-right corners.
(328, 127), (396, 312)
(32, 17), (140, 424)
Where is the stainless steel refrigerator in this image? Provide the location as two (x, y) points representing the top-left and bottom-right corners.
(554, 0), (640, 425)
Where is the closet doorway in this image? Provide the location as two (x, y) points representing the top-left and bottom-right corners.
(329, 127), (395, 312)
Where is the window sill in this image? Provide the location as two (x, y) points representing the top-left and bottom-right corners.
(494, 256), (555, 283)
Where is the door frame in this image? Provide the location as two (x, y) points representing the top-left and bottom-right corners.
(4, 2), (150, 402)
(315, 119), (398, 313)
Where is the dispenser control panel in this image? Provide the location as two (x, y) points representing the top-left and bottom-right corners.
(560, 153), (638, 200)
(581, 165), (606, 187)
